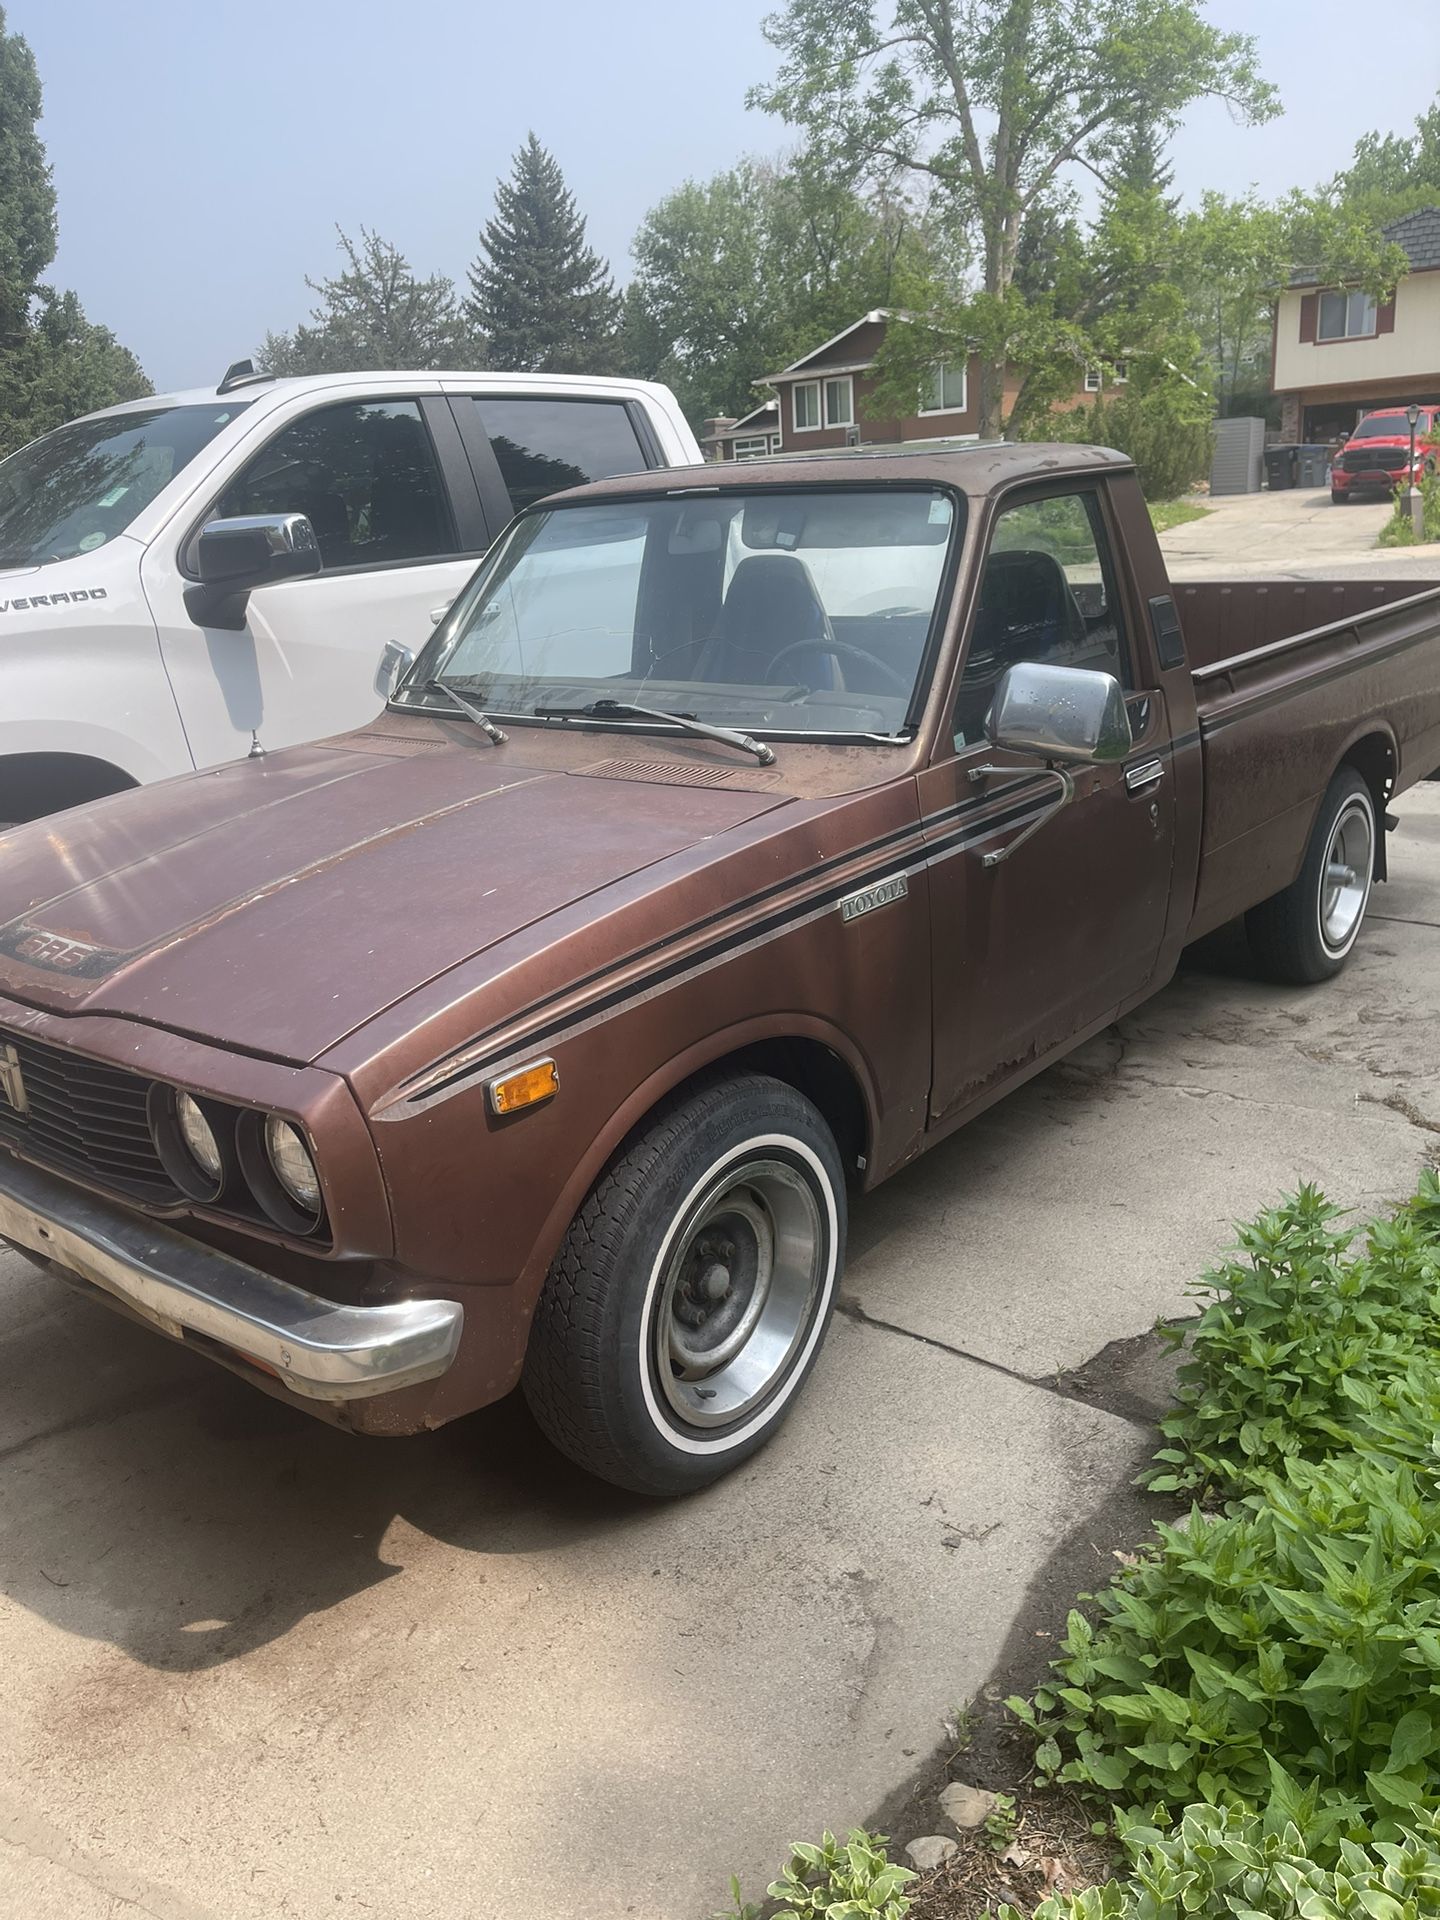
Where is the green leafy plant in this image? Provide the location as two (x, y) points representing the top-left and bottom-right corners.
(998, 1801), (1440, 1920)
(1015, 1446), (1440, 1842)
(764, 1829), (916, 1919)
(1146, 1178), (1440, 1497)
(1379, 467), (1440, 546)
(1006, 1178), (1440, 1853)
(985, 1793), (1020, 1853)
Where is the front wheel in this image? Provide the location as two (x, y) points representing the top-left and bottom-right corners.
(1245, 767), (1376, 984)
(523, 1073), (846, 1494)
(1331, 489), (1347, 505)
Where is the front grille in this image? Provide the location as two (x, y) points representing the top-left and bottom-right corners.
(1341, 446), (1408, 472)
(0, 1029), (178, 1203)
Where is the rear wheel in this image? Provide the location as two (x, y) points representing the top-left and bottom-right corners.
(1245, 768), (1376, 984)
(523, 1073), (846, 1495)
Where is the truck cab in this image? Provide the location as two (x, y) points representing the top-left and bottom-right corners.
(0, 367), (700, 826)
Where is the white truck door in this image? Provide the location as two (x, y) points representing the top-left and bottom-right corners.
(140, 395), (489, 769)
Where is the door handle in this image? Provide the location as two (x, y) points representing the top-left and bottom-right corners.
(1124, 757), (1165, 795)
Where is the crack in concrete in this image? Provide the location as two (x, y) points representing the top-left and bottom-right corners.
(834, 1296), (1154, 1432)
(0, 1380), (198, 1468)
(1359, 1089), (1440, 1137)
(1371, 912), (1440, 932)
(0, 1789), (219, 1920)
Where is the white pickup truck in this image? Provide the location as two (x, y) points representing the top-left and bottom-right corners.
(0, 366), (701, 825)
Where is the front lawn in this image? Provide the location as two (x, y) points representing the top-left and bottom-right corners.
(1148, 497), (1211, 533)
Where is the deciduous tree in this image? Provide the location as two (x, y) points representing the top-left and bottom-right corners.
(257, 227), (470, 375)
(624, 157), (938, 423)
(750, 0), (1280, 435)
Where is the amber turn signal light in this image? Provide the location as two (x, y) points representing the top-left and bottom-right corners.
(486, 1057), (559, 1117)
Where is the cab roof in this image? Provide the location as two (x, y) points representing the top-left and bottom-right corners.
(544, 439), (1134, 505)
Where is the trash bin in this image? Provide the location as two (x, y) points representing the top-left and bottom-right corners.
(1264, 445), (1299, 490)
(1296, 445), (1329, 488)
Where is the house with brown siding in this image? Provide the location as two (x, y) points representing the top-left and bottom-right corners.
(703, 311), (1110, 460)
(1274, 207), (1440, 442)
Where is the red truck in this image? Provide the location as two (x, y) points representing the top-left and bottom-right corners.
(2, 443), (1439, 1495)
(1331, 405), (1440, 502)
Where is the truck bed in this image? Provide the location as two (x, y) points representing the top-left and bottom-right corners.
(1182, 580), (1440, 941)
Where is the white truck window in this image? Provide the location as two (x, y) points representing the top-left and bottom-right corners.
(0, 403), (248, 568)
(214, 400), (457, 571)
(471, 397), (646, 513)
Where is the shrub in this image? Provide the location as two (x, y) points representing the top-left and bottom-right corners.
(1012, 1177), (1440, 1852)
(1378, 471), (1440, 546)
(1146, 1178), (1440, 1498)
(999, 1802), (1440, 1920)
(1013, 1447), (1440, 1843)
(1043, 387), (1214, 503)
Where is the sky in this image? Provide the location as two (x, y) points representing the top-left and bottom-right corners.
(20, 0), (1440, 393)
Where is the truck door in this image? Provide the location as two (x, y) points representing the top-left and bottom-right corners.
(921, 482), (1176, 1124)
(141, 396), (489, 769)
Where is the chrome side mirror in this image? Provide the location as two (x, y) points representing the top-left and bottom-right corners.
(376, 640), (415, 699)
(184, 513), (322, 631)
(985, 661), (1133, 765)
(970, 663), (1134, 868)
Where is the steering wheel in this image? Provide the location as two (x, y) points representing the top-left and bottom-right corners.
(766, 638), (912, 697)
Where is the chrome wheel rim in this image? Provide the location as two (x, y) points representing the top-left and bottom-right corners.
(1320, 798), (1374, 953)
(653, 1157), (824, 1431)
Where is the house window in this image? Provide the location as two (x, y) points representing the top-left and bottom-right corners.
(1317, 290), (1378, 341)
(732, 436), (770, 460)
(769, 434), (782, 454)
(793, 382), (821, 431)
(823, 376), (854, 427)
(921, 363), (968, 414)
(1111, 361), (1129, 386)
(1083, 368), (1102, 393)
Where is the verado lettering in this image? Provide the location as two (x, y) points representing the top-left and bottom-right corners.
(0, 588), (109, 612)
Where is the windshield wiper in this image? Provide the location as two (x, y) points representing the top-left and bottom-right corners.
(424, 680), (507, 746)
(532, 698), (775, 767)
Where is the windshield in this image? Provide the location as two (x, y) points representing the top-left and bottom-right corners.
(0, 402), (250, 569)
(1352, 414), (1417, 440)
(401, 487), (959, 740)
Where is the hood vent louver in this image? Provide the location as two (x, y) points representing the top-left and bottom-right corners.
(572, 757), (782, 789)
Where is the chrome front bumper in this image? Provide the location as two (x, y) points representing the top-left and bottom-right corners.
(0, 1153), (463, 1402)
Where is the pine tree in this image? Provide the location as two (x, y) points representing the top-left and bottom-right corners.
(466, 135), (620, 372)
(0, 5), (57, 344)
(0, 7), (149, 453)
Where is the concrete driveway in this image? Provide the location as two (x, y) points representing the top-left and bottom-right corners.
(1159, 484), (1440, 581)
(5, 792), (1440, 1920)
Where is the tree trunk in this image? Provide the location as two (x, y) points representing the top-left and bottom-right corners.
(978, 355), (1008, 439)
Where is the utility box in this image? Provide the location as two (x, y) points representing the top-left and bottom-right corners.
(1211, 417), (1265, 496)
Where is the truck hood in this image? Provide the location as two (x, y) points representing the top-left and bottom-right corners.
(0, 737), (788, 1061)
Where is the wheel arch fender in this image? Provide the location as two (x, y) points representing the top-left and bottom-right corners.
(513, 1014), (879, 1315)
(0, 749), (144, 827)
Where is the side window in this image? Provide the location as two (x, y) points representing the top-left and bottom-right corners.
(215, 400), (457, 572)
(955, 489), (1128, 747)
(471, 397), (646, 513)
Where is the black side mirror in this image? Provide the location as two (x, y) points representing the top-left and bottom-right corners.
(184, 513), (322, 630)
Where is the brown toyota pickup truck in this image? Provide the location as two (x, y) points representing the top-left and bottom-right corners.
(3, 444), (1440, 1494)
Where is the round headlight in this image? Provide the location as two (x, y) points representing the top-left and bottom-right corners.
(263, 1115), (321, 1215)
(175, 1092), (222, 1181)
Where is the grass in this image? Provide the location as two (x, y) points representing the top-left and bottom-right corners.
(1147, 498), (1211, 534)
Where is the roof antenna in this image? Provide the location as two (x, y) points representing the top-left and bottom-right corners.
(248, 730), (265, 760)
